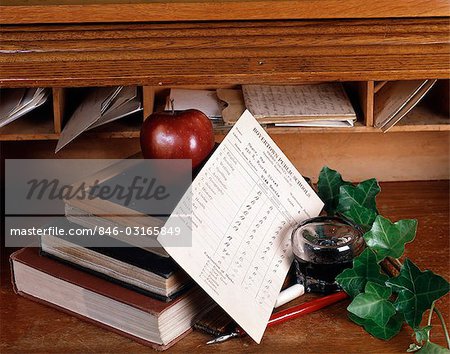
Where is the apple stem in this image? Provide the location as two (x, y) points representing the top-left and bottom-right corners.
(170, 99), (175, 115)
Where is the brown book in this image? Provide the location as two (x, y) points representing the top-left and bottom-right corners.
(10, 248), (214, 351)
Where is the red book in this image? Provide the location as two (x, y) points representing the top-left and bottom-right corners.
(10, 248), (213, 350)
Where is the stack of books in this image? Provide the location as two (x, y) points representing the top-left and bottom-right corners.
(10, 158), (214, 350)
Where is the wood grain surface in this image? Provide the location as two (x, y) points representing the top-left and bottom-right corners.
(1, 0), (449, 24)
(1, 118), (448, 140)
(1, 19), (449, 87)
(52, 88), (66, 133)
(1, 181), (449, 353)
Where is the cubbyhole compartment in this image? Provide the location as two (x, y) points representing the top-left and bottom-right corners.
(0, 88), (55, 141)
(1, 80), (448, 142)
(372, 79), (450, 132)
(146, 82), (372, 134)
(394, 79), (450, 130)
(59, 86), (144, 140)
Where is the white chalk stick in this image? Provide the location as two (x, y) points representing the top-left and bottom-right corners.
(274, 284), (305, 308)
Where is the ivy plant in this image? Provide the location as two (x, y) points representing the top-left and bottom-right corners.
(317, 166), (450, 353)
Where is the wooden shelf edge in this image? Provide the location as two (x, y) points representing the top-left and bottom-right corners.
(2, 124), (449, 141)
(263, 124), (450, 134)
(1, 1), (449, 25)
(388, 124), (450, 133)
(0, 135), (58, 141)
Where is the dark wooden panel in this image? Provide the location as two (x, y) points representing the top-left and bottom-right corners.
(1, 19), (449, 87)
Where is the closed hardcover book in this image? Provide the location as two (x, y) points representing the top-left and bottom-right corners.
(40, 218), (191, 301)
(64, 149), (217, 258)
(10, 248), (214, 350)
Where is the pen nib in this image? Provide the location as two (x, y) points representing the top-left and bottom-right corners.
(206, 332), (239, 345)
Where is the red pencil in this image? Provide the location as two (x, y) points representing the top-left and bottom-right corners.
(268, 291), (348, 327)
(207, 291), (349, 344)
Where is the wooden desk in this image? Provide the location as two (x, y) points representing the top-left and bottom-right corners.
(1, 181), (449, 353)
(0, 2), (449, 351)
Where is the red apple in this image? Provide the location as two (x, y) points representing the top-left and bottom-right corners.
(140, 109), (215, 170)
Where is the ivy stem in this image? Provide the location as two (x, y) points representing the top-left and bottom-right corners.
(433, 307), (450, 349)
(427, 302), (435, 326)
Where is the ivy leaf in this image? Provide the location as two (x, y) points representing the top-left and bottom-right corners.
(337, 178), (380, 215)
(317, 166), (351, 215)
(364, 215), (417, 262)
(336, 248), (388, 298)
(386, 259), (450, 328)
(409, 327), (450, 354)
(342, 204), (377, 231)
(415, 326), (433, 344)
(347, 281), (396, 327)
(417, 341), (450, 354)
(349, 313), (403, 340)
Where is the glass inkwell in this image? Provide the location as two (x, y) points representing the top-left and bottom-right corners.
(291, 216), (365, 293)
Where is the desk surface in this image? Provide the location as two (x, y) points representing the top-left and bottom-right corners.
(1, 180), (449, 353)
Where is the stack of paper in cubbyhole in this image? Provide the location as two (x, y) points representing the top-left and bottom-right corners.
(55, 86), (142, 153)
(0, 88), (50, 128)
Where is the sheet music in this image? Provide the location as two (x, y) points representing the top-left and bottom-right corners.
(161, 110), (323, 343)
(242, 84), (356, 120)
(275, 119), (354, 127)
